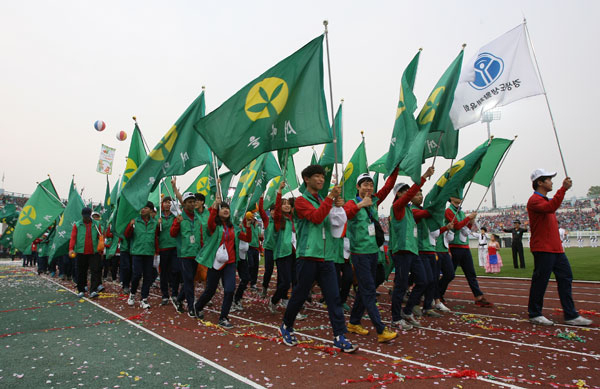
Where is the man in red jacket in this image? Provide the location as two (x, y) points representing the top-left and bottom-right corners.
(527, 169), (592, 326)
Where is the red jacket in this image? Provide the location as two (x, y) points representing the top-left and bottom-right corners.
(527, 187), (566, 253)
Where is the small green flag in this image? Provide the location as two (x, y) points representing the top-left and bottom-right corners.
(423, 139), (490, 229)
(114, 125), (147, 235)
(0, 226), (14, 248)
(320, 103), (343, 166)
(194, 36), (331, 174)
(48, 179), (85, 261)
(247, 153), (282, 215)
(0, 204), (19, 227)
(103, 176), (110, 210)
(13, 179), (64, 252)
(186, 165), (213, 201)
(342, 140), (368, 201)
(121, 91), (212, 224)
(263, 153), (299, 210)
(472, 138), (514, 187)
(385, 51), (420, 176)
(298, 150), (319, 195)
(400, 50), (464, 182)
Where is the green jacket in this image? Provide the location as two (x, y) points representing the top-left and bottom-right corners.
(74, 220), (101, 254)
(158, 213), (177, 249)
(390, 204), (418, 255)
(176, 211), (202, 258)
(130, 216), (157, 256)
(295, 192), (334, 261)
(346, 197), (380, 254)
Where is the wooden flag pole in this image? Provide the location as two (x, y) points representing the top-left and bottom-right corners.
(523, 20), (568, 176)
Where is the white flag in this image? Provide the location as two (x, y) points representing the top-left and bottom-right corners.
(450, 24), (544, 129)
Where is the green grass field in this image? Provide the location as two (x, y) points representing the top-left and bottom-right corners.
(457, 247), (600, 281)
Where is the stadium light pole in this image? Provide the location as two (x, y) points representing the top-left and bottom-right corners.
(482, 110), (501, 209)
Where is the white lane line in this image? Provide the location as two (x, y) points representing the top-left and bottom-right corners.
(298, 305), (599, 359)
(42, 276), (265, 389)
(449, 283), (600, 297)
(207, 309), (524, 388)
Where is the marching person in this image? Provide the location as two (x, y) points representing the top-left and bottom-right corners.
(527, 169), (592, 326)
(194, 193), (252, 328)
(342, 169), (399, 343)
(158, 196), (179, 306)
(503, 220), (527, 269)
(124, 201), (158, 309)
(446, 195), (492, 307)
(279, 165), (358, 353)
(69, 207), (103, 298)
(259, 196), (276, 298)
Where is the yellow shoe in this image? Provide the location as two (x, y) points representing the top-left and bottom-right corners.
(347, 323), (369, 336)
(377, 327), (397, 343)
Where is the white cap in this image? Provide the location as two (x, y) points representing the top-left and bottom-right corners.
(356, 173), (372, 185)
(182, 192), (196, 202)
(393, 182), (410, 196)
(91, 211), (100, 217)
(530, 168), (557, 182)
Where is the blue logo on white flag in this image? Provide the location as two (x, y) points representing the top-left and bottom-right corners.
(469, 53), (504, 90)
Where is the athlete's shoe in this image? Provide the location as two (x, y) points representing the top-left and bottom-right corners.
(140, 299), (150, 309)
(377, 327), (398, 343)
(529, 315), (554, 326)
(219, 318), (233, 329)
(564, 316), (592, 326)
(392, 319), (413, 331)
(401, 311), (421, 327)
(333, 335), (358, 353)
(423, 309), (443, 318)
(127, 293), (135, 307)
(475, 297), (493, 308)
(434, 302), (451, 312)
(160, 297), (170, 306)
(347, 323), (369, 336)
(279, 323), (298, 347)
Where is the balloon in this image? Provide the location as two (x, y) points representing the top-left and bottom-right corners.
(116, 131), (127, 141)
(94, 120), (106, 132)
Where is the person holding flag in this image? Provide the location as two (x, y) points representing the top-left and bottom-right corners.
(170, 192), (200, 316)
(158, 196), (179, 306)
(389, 166), (435, 328)
(124, 202), (159, 309)
(341, 169), (399, 343)
(258, 196), (276, 298)
(69, 207), (103, 299)
(194, 193), (252, 328)
(446, 196), (492, 307)
(527, 169), (592, 326)
(279, 164), (358, 353)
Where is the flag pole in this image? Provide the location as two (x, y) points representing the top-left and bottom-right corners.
(523, 20), (568, 176)
(211, 152), (222, 205)
(323, 20), (340, 183)
(37, 180), (66, 208)
(158, 178), (162, 231)
(474, 136), (517, 213)
(132, 116), (152, 154)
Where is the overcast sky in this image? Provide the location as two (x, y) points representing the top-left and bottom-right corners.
(1, 1), (598, 214)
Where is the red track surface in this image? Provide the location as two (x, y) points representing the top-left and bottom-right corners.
(47, 271), (599, 388)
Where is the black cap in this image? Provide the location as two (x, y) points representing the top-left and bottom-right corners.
(161, 196), (172, 203)
(144, 201), (155, 211)
(81, 207), (92, 217)
(513, 219), (521, 224)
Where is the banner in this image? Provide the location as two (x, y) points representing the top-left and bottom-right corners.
(96, 144), (116, 175)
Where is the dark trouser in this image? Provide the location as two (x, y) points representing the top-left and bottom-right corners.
(420, 253), (437, 310)
(72, 256), (79, 285)
(37, 256), (48, 274)
(177, 258), (197, 309)
(102, 255), (110, 278)
(350, 253), (385, 334)
(335, 261), (353, 304)
(437, 252), (455, 299)
(76, 253), (101, 293)
(131, 255), (154, 299)
(262, 249), (274, 290)
(195, 262), (236, 321)
(391, 252), (427, 319)
(32, 252), (38, 266)
(272, 255), (294, 305)
(59, 255), (71, 277)
(234, 259), (252, 303)
(159, 248), (178, 298)
(110, 255), (119, 280)
(247, 247), (259, 286)
(120, 251), (132, 290)
(528, 252), (578, 320)
(450, 247), (483, 298)
(375, 263), (386, 288)
(512, 243), (526, 268)
(283, 259), (346, 337)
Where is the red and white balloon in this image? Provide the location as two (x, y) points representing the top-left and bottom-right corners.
(116, 131), (127, 141)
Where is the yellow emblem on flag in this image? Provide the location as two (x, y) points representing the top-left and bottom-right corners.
(150, 125), (178, 161)
(436, 160), (465, 188)
(245, 78), (289, 121)
(122, 158), (139, 188)
(19, 205), (36, 225)
(196, 176), (211, 195)
(417, 86), (446, 125)
(343, 162), (354, 181)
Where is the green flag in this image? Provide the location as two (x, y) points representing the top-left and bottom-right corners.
(48, 179), (85, 262)
(423, 140), (490, 229)
(0, 226), (14, 249)
(423, 129), (459, 160)
(472, 138), (514, 187)
(114, 125), (147, 235)
(219, 171), (235, 202)
(263, 153), (299, 210)
(194, 35), (331, 174)
(369, 152), (388, 175)
(385, 51), (420, 176)
(320, 103), (343, 166)
(121, 91), (212, 223)
(0, 204), (19, 227)
(400, 50), (464, 182)
(103, 176), (110, 210)
(13, 179), (64, 252)
(186, 165), (213, 201)
(247, 153), (282, 215)
(342, 140), (368, 201)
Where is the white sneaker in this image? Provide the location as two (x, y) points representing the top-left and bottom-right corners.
(296, 312), (308, 321)
(231, 301), (243, 312)
(280, 299), (289, 308)
(434, 302), (451, 312)
(127, 293), (135, 307)
(529, 315), (554, 326)
(401, 311), (421, 327)
(392, 319), (413, 331)
(268, 302), (278, 314)
(565, 316), (593, 326)
(140, 299), (150, 309)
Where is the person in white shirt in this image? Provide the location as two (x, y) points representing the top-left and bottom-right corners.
(478, 227), (489, 267)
